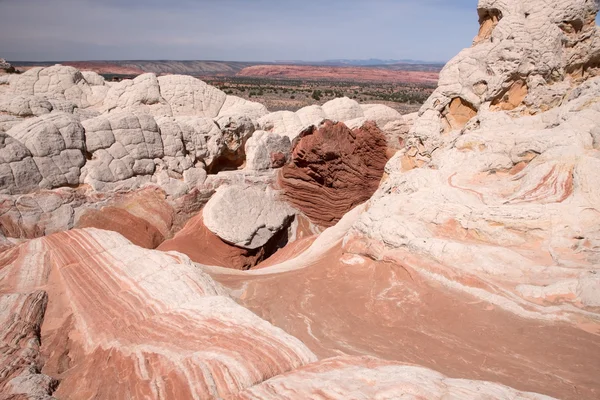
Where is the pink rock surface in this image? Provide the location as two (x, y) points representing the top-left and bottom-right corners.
(0, 291), (57, 400)
(235, 356), (554, 400)
(0, 229), (316, 399)
(207, 206), (600, 400)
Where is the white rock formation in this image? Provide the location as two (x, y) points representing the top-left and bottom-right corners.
(257, 111), (305, 143)
(203, 185), (294, 249)
(350, 0), (600, 323)
(5, 113), (85, 191)
(259, 98), (410, 148)
(245, 130), (291, 171)
(295, 104), (327, 127)
(0, 95), (53, 117)
(237, 356), (555, 400)
(81, 112), (163, 190)
(322, 97), (364, 121)
(6, 65), (108, 108)
(218, 95), (269, 120)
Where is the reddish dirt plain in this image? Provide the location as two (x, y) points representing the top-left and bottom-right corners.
(238, 65), (439, 84)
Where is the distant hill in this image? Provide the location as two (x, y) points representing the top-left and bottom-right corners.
(278, 58), (445, 67)
(11, 60), (269, 76)
(237, 65), (439, 84)
(12, 58), (444, 76)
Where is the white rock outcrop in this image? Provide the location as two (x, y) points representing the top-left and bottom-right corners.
(5, 113), (86, 191)
(245, 130), (291, 171)
(259, 98), (409, 148)
(203, 185), (294, 249)
(350, 0), (600, 324)
(6, 65), (108, 108)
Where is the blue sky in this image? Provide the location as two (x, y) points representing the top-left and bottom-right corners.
(0, 0), (480, 62)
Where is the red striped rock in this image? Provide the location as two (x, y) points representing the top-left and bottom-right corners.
(235, 356), (555, 399)
(0, 291), (58, 400)
(279, 120), (389, 227)
(75, 187), (175, 249)
(158, 214), (272, 270)
(207, 206), (600, 400)
(0, 229), (316, 398)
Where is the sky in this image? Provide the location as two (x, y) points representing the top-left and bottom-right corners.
(0, 0), (480, 62)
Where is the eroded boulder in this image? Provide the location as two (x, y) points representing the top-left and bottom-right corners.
(203, 185), (294, 249)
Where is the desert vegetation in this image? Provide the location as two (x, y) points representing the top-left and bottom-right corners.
(203, 76), (434, 113)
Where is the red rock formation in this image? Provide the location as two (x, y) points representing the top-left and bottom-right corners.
(76, 188), (175, 249)
(211, 237), (600, 400)
(237, 65), (439, 84)
(158, 214), (270, 270)
(279, 120), (389, 227)
(0, 291), (58, 399)
(0, 229), (316, 398)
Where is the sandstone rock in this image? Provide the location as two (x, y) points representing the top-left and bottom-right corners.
(218, 95), (269, 120)
(0, 185), (207, 242)
(0, 189), (79, 237)
(280, 120), (389, 227)
(361, 103), (403, 127)
(158, 74), (227, 117)
(350, 0), (600, 327)
(102, 73), (167, 115)
(211, 205), (600, 400)
(343, 116), (368, 130)
(0, 229), (317, 398)
(81, 70), (106, 86)
(295, 105), (326, 127)
(203, 185), (294, 249)
(0, 230), (13, 252)
(82, 111), (162, 189)
(322, 97), (364, 121)
(245, 130), (291, 171)
(158, 213), (282, 270)
(0, 115), (23, 131)
(236, 356), (555, 399)
(0, 291), (58, 400)
(0, 95), (53, 117)
(214, 113), (256, 169)
(0, 132), (42, 194)
(6, 113), (86, 190)
(411, 0), (600, 153)
(6, 65), (107, 108)
(382, 111), (418, 149)
(75, 188), (174, 249)
(103, 73), (230, 118)
(155, 115), (225, 172)
(257, 110), (305, 143)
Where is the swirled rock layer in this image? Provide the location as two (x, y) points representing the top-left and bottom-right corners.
(235, 356), (555, 400)
(0, 229), (316, 399)
(279, 120), (389, 227)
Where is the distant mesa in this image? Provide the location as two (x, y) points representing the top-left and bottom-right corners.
(237, 64), (440, 84)
(8, 59), (441, 84)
